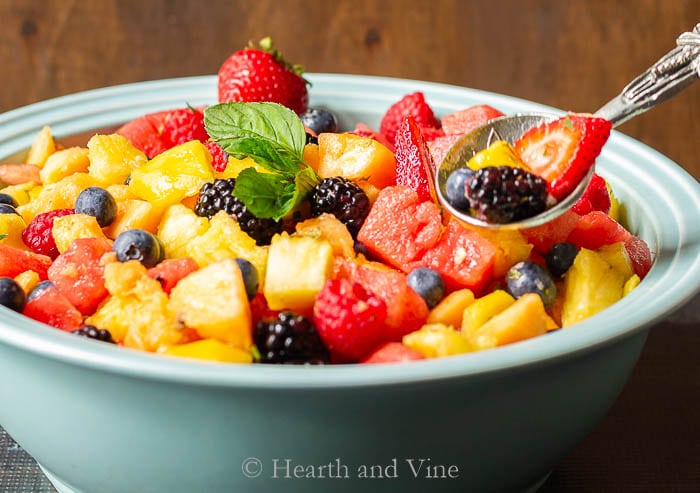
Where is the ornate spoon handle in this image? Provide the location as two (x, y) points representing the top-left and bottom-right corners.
(595, 23), (700, 126)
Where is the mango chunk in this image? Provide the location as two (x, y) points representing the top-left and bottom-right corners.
(403, 323), (474, 358)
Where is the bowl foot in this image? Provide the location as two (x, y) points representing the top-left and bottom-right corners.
(39, 464), (83, 493)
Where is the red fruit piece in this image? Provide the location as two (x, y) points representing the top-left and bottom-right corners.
(357, 186), (443, 269)
(348, 123), (396, 153)
(570, 172), (611, 215)
(361, 342), (425, 364)
(217, 37), (309, 115)
(205, 141), (229, 172)
(48, 237), (113, 316)
(394, 115), (437, 203)
(441, 105), (505, 135)
(160, 107), (209, 149)
(427, 134), (464, 166)
(0, 244), (52, 280)
(334, 258), (429, 343)
(22, 283), (83, 332)
(249, 292), (279, 327)
(22, 208), (74, 259)
(313, 278), (387, 362)
(146, 257), (199, 295)
(379, 92), (441, 146)
(566, 210), (653, 278)
(522, 210), (581, 254)
(117, 110), (170, 158)
(514, 113), (612, 201)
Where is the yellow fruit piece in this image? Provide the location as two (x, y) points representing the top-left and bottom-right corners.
(461, 290), (515, 334)
(169, 259), (252, 349)
(25, 126), (56, 167)
(161, 339), (253, 364)
(561, 248), (626, 327)
(14, 270), (40, 294)
(264, 232), (334, 313)
(302, 143), (320, 173)
(467, 140), (528, 170)
(403, 323), (474, 358)
(597, 242), (634, 279)
(466, 227), (532, 278)
(466, 293), (547, 349)
(18, 173), (97, 223)
(357, 181), (382, 205)
(39, 147), (90, 185)
(0, 182), (39, 206)
(0, 213), (28, 250)
(294, 213), (355, 258)
(318, 132), (397, 189)
(427, 288), (475, 327)
(87, 133), (148, 186)
(545, 314), (560, 331)
(214, 156), (270, 180)
(607, 182), (621, 222)
(104, 199), (164, 239)
(105, 183), (136, 202)
(157, 204), (209, 259)
(128, 140), (214, 209)
(185, 211), (267, 283)
(623, 274), (641, 296)
(87, 260), (184, 351)
(52, 214), (107, 254)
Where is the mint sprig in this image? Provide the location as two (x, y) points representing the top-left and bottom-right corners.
(204, 102), (319, 220)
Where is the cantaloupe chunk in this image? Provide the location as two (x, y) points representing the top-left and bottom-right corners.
(317, 132), (396, 189)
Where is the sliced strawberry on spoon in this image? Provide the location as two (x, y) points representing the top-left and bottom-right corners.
(514, 113), (612, 201)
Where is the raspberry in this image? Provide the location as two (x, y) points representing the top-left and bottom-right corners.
(313, 279), (387, 362)
(254, 311), (329, 364)
(309, 177), (370, 237)
(22, 209), (74, 259)
(466, 166), (549, 224)
(205, 141), (229, 172)
(161, 107), (209, 148)
(379, 92), (441, 146)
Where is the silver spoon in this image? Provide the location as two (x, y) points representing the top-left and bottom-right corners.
(435, 23), (700, 230)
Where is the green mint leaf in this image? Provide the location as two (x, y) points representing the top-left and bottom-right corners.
(0, 234), (6, 240)
(232, 168), (298, 220)
(204, 102), (306, 175)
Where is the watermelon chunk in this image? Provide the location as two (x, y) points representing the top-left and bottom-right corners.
(522, 210), (581, 254)
(0, 244), (52, 280)
(22, 284), (83, 331)
(147, 257), (199, 294)
(361, 342), (425, 364)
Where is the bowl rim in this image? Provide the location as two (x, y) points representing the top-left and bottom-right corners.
(1, 74), (699, 389)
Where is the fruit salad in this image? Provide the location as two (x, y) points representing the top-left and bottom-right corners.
(0, 38), (653, 365)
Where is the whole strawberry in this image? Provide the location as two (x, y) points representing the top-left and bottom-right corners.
(313, 279), (387, 362)
(379, 92), (441, 146)
(160, 107), (209, 149)
(218, 37), (309, 115)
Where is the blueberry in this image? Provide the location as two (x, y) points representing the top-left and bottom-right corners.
(235, 258), (259, 300)
(113, 229), (164, 268)
(0, 277), (27, 312)
(545, 242), (579, 277)
(75, 186), (117, 227)
(300, 108), (339, 135)
(0, 203), (19, 215)
(407, 267), (446, 308)
(505, 260), (557, 307)
(27, 280), (56, 302)
(445, 168), (474, 212)
(72, 324), (115, 343)
(0, 193), (18, 208)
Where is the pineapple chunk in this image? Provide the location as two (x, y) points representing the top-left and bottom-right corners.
(465, 293), (547, 349)
(25, 126), (56, 167)
(128, 140), (214, 209)
(157, 204), (209, 259)
(14, 270), (40, 294)
(0, 213), (27, 250)
(403, 323), (474, 358)
(461, 290), (515, 335)
(214, 155), (269, 180)
(87, 260), (184, 351)
(104, 199), (164, 238)
(597, 242), (634, 279)
(561, 248), (626, 327)
(88, 133), (148, 186)
(264, 232), (334, 313)
(39, 147), (90, 185)
(623, 274), (641, 296)
(52, 213), (107, 254)
(17, 173), (97, 222)
(169, 259), (252, 349)
(106, 183), (136, 202)
(186, 211), (267, 283)
(161, 339), (253, 364)
(0, 182), (40, 206)
(294, 213), (355, 258)
(427, 288), (475, 327)
(467, 140), (528, 170)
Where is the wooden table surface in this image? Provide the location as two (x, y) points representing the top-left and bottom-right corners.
(0, 1), (699, 491)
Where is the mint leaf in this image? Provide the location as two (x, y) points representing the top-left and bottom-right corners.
(205, 102), (306, 173)
(0, 234), (6, 240)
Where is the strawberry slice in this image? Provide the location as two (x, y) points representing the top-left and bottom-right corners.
(514, 113), (612, 201)
(393, 115), (437, 203)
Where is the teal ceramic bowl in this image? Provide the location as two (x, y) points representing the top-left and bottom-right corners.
(0, 75), (699, 493)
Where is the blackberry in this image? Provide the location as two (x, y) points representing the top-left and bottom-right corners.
(194, 178), (282, 246)
(309, 177), (370, 237)
(466, 166), (548, 224)
(72, 324), (115, 344)
(254, 311), (330, 364)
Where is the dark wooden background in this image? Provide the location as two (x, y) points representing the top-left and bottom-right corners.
(0, 1), (699, 491)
